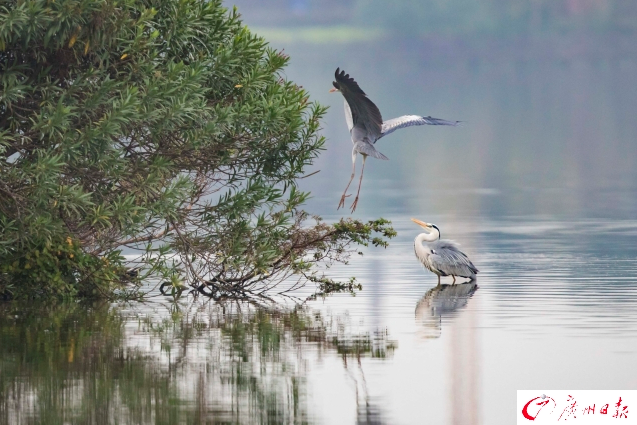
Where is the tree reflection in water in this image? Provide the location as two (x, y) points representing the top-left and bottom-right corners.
(0, 299), (396, 424)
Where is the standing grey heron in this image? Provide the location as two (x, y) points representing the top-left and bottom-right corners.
(330, 68), (460, 212)
(411, 218), (478, 285)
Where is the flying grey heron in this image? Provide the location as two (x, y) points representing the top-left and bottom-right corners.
(411, 218), (478, 285)
(330, 68), (460, 212)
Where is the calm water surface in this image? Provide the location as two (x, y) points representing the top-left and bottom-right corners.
(2, 34), (637, 425)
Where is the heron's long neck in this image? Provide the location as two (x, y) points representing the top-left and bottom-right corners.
(417, 228), (439, 243)
(414, 230), (439, 261)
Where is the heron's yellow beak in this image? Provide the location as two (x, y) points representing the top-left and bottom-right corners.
(410, 218), (431, 228)
(329, 87), (338, 93)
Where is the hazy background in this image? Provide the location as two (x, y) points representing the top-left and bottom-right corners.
(224, 1), (637, 423)
(227, 0), (637, 223)
(232, 0), (637, 37)
(2, 2), (637, 425)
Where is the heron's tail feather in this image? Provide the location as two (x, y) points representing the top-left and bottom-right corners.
(372, 150), (389, 160)
(355, 143), (389, 160)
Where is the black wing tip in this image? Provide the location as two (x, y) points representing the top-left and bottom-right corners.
(423, 116), (463, 126)
(333, 67), (366, 95)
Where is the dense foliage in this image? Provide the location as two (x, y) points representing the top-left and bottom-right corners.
(0, 0), (395, 298)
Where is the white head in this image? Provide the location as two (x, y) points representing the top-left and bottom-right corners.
(410, 218), (441, 242)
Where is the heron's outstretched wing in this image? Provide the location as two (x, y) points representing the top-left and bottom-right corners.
(429, 240), (478, 278)
(334, 68), (382, 142)
(378, 115), (460, 141)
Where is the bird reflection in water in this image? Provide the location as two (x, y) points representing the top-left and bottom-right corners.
(415, 282), (478, 339)
(415, 282), (481, 425)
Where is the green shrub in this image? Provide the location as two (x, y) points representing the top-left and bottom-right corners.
(0, 0), (394, 298)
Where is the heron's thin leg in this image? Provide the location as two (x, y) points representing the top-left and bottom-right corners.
(452, 276), (456, 285)
(350, 155), (367, 213)
(338, 152), (357, 210)
(437, 275), (441, 286)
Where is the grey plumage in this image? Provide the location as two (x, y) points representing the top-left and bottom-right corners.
(331, 68), (460, 212)
(411, 218), (478, 284)
(355, 141), (389, 160)
(380, 115), (460, 140)
(416, 239), (478, 279)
